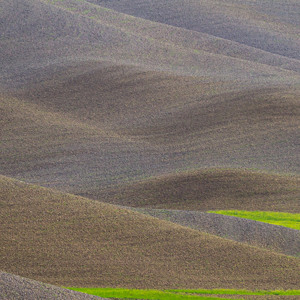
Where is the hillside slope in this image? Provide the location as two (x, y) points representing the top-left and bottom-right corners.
(2, 76), (300, 195)
(1, 0), (300, 90)
(1, 175), (299, 289)
(0, 0), (299, 195)
(132, 208), (300, 257)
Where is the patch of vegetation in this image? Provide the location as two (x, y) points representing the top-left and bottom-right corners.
(67, 288), (300, 299)
(67, 288), (233, 299)
(207, 210), (300, 230)
(166, 289), (300, 296)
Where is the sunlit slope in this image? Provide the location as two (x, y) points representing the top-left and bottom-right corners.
(90, 0), (300, 59)
(1, 0), (300, 92)
(1, 175), (299, 289)
(43, 0), (300, 74)
(95, 169), (300, 212)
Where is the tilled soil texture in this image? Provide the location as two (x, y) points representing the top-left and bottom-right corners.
(88, 0), (300, 60)
(130, 208), (300, 257)
(1, 175), (300, 289)
(0, 271), (105, 300)
(1, 0), (300, 297)
(93, 169), (300, 213)
(1, 0), (300, 199)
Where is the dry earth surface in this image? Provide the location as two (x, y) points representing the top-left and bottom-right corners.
(130, 208), (300, 257)
(1, 0), (299, 195)
(0, 0), (299, 297)
(1, 176), (299, 289)
(94, 169), (300, 212)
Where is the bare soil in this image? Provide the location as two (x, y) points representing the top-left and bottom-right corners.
(1, 176), (299, 289)
(131, 208), (300, 257)
(95, 169), (300, 212)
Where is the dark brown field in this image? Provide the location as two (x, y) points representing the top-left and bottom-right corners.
(94, 169), (300, 212)
(0, 0), (299, 297)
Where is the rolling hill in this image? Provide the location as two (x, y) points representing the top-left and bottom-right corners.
(0, 0), (299, 296)
(1, 0), (299, 196)
(91, 169), (300, 212)
(132, 208), (300, 257)
(89, 0), (300, 59)
(1, 175), (299, 289)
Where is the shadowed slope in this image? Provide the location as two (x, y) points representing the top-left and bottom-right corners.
(94, 169), (300, 212)
(131, 208), (300, 257)
(1, 175), (300, 289)
(0, 272), (105, 300)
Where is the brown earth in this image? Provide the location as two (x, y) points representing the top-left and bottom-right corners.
(2, 0), (300, 87)
(93, 169), (300, 212)
(0, 0), (299, 196)
(1, 175), (299, 289)
(1, 0), (300, 295)
(131, 208), (300, 257)
(1, 72), (300, 196)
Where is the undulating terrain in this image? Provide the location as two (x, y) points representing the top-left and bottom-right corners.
(0, 0), (299, 298)
(1, 176), (299, 289)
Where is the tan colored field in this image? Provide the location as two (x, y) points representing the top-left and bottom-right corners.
(1, 175), (299, 289)
(2, 71), (300, 196)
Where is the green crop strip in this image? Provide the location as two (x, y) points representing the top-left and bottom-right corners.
(166, 289), (300, 296)
(67, 288), (300, 299)
(207, 210), (300, 230)
(67, 288), (236, 299)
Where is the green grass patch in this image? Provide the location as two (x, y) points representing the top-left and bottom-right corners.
(207, 210), (300, 230)
(67, 288), (300, 299)
(166, 289), (300, 296)
(67, 288), (235, 299)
